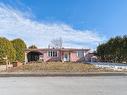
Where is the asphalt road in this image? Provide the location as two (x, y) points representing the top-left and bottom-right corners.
(0, 76), (127, 95)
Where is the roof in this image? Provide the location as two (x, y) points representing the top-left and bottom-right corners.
(25, 48), (90, 52)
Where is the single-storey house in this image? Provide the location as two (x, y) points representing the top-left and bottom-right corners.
(25, 48), (90, 63)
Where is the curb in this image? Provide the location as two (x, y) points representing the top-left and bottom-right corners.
(0, 72), (127, 77)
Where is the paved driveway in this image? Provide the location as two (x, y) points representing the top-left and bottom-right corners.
(90, 62), (127, 70)
(0, 76), (127, 95)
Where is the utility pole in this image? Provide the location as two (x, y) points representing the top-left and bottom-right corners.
(3, 56), (8, 70)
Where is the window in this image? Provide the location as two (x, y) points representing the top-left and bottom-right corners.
(48, 51), (57, 57)
(77, 51), (84, 58)
(64, 54), (68, 59)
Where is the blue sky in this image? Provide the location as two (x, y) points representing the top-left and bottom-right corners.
(0, 0), (127, 49)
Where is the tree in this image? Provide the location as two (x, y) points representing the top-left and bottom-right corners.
(97, 35), (127, 63)
(28, 45), (37, 49)
(0, 37), (16, 63)
(50, 37), (63, 48)
(122, 35), (127, 60)
(11, 38), (26, 62)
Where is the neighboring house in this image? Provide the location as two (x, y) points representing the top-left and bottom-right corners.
(25, 48), (90, 63)
(85, 52), (98, 62)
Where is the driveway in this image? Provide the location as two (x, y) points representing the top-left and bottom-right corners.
(0, 76), (127, 95)
(90, 62), (127, 70)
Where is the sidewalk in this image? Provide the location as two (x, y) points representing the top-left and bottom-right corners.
(0, 72), (127, 77)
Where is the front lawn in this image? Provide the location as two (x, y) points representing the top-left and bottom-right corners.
(6, 62), (114, 72)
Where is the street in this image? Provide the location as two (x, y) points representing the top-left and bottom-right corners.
(0, 76), (127, 95)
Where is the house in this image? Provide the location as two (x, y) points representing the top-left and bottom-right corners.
(25, 48), (90, 63)
(85, 52), (98, 62)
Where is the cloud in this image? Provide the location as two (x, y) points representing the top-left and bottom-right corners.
(0, 3), (105, 49)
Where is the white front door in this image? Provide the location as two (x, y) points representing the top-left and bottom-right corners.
(63, 52), (69, 61)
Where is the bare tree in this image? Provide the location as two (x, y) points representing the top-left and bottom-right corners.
(50, 37), (63, 48)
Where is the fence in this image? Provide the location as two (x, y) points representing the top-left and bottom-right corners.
(0, 64), (13, 71)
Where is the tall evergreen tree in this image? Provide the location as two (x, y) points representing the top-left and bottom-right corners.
(11, 38), (26, 62)
(0, 37), (16, 63)
(97, 35), (127, 63)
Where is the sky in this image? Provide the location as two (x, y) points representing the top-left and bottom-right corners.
(0, 0), (127, 49)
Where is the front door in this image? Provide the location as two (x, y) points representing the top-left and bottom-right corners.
(63, 52), (70, 61)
